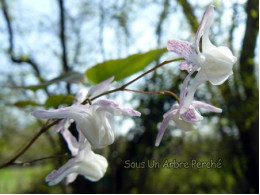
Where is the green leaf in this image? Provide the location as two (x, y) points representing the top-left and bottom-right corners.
(86, 48), (167, 83)
(9, 71), (85, 91)
(13, 100), (42, 108)
(45, 94), (75, 108)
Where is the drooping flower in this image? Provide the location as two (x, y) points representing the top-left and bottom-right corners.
(167, 5), (237, 113)
(33, 99), (141, 148)
(155, 101), (222, 146)
(45, 129), (108, 186)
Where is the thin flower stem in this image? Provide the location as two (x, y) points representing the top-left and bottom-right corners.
(91, 58), (184, 101)
(12, 153), (71, 167)
(123, 88), (180, 102)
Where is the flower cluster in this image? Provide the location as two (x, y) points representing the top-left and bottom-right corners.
(32, 5), (236, 186)
(155, 5), (236, 146)
(33, 77), (141, 185)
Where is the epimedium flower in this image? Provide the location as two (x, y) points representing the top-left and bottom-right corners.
(155, 101), (222, 146)
(167, 5), (237, 114)
(55, 76), (115, 133)
(33, 98), (141, 149)
(45, 129), (108, 186)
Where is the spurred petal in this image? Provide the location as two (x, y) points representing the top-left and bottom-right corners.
(61, 128), (79, 156)
(93, 99), (141, 117)
(192, 101), (222, 113)
(195, 5), (215, 53)
(88, 76), (114, 98)
(155, 109), (176, 147)
(179, 69), (196, 108)
(46, 158), (77, 186)
(180, 71), (207, 114)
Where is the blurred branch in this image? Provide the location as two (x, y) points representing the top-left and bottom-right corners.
(58, 0), (71, 93)
(99, 0), (106, 60)
(1, 0), (50, 95)
(176, 0), (199, 33)
(156, 0), (170, 46)
(12, 153), (71, 166)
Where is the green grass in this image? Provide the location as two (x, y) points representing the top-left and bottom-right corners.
(0, 164), (58, 193)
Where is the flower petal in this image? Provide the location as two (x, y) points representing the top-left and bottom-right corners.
(195, 5), (215, 53)
(45, 142), (108, 185)
(60, 128), (79, 156)
(179, 61), (194, 72)
(181, 107), (203, 123)
(173, 115), (200, 131)
(155, 109), (176, 147)
(180, 71), (207, 114)
(93, 99), (141, 117)
(167, 39), (197, 63)
(75, 88), (88, 104)
(192, 101), (222, 113)
(88, 76), (114, 99)
(179, 69), (196, 108)
(46, 158), (77, 186)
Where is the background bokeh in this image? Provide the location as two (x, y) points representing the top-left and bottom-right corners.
(0, 0), (258, 193)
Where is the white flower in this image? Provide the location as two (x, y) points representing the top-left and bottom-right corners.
(45, 129), (108, 186)
(155, 101), (222, 146)
(167, 5), (237, 114)
(33, 99), (141, 148)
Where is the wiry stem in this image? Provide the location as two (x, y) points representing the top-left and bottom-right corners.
(11, 153), (71, 167)
(91, 58), (184, 101)
(123, 88), (180, 102)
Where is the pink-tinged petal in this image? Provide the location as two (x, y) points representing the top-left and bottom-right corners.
(192, 101), (222, 113)
(181, 107), (203, 123)
(61, 129), (79, 156)
(195, 5), (215, 53)
(88, 76), (114, 98)
(46, 158), (77, 186)
(180, 71), (207, 115)
(179, 61), (194, 72)
(179, 69), (196, 108)
(167, 39), (196, 62)
(93, 98), (141, 117)
(32, 105), (92, 120)
(155, 110), (176, 147)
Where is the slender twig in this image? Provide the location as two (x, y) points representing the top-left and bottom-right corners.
(12, 153), (71, 167)
(123, 88), (180, 102)
(1, 0), (50, 95)
(90, 58), (184, 101)
(58, 0), (71, 94)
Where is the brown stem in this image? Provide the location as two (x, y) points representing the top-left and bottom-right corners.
(123, 88), (180, 102)
(12, 153), (71, 167)
(0, 119), (61, 169)
(91, 58), (184, 101)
